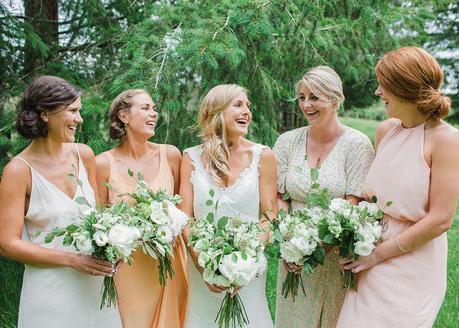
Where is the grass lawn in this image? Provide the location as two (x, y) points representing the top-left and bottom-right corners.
(1, 117), (458, 327)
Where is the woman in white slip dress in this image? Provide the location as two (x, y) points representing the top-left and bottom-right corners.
(0, 76), (121, 328)
(180, 84), (277, 328)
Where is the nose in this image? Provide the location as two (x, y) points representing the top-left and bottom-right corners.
(75, 111), (83, 124)
(375, 86), (382, 97)
(299, 98), (312, 109)
(149, 107), (158, 118)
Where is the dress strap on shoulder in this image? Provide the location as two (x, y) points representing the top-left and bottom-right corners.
(74, 144), (81, 162)
(159, 144), (168, 167)
(14, 156), (33, 169)
(184, 146), (203, 169)
(251, 144), (268, 168)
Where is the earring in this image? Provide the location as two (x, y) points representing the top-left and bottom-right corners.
(41, 116), (48, 123)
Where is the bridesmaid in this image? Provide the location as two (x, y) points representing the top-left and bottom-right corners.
(96, 89), (188, 328)
(0, 76), (121, 327)
(180, 84), (277, 328)
(337, 47), (459, 327)
(273, 66), (375, 328)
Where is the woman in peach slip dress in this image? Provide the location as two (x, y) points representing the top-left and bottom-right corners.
(337, 47), (459, 328)
(96, 89), (188, 328)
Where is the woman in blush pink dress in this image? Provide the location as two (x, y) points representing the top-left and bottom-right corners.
(337, 47), (459, 328)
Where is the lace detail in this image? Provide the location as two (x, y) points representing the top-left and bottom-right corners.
(184, 143), (273, 328)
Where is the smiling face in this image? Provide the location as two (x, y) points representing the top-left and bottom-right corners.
(298, 83), (337, 127)
(43, 96), (83, 143)
(374, 84), (405, 119)
(222, 92), (252, 139)
(118, 93), (158, 140)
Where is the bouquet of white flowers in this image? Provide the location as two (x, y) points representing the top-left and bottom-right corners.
(318, 198), (386, 289)
(270, 207), (325, 301)
(188, 190), (267, 328)
(125, 174), (189, 285)
(45, 201), (140, 308)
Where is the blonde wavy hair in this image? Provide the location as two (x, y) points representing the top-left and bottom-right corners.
(198, 84), (247, 186)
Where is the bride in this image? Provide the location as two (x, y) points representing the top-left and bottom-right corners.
(179, 84), (277, 328)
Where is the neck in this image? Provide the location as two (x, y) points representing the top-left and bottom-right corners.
(118, 134), (151, 159)
(308, 116), (343, 143)
(226, 133), (244, 149)
(397, 104), (428, 128)
(29, 137), (67, 157)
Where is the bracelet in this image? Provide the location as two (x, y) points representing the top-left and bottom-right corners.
(396, 235), (408, 253)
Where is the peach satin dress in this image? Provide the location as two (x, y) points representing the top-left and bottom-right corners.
(337, 122), (447, 327)
(102, 144), (188, 328)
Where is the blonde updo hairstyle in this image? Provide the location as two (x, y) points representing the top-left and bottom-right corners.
(198, 84), (247, 186)
(109, 89), (149, 140)
(375, 46), (451, 120)
(297, 66), (345, 109)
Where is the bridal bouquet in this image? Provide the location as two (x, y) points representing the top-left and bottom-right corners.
(188, 190), (267, 328)
(269, 168), (328, 301)
(318, 198), (386, 289)
(270, 207), (325, 301)
(45, 201), (140, 308)
(125, 174), (189, 285)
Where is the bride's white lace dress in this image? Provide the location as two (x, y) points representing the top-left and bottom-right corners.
(184, 144), (274, 328)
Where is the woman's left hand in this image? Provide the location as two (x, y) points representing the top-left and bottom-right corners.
(339, 252), (381, 273)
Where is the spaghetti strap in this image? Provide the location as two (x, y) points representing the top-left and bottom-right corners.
(14, 156), (32, 169)
(159, 144), (170, 172)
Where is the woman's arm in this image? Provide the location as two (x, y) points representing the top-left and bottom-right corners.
(259, 148), (278, 241)
(165, 144), (182, 195)
(95, 152), (110, 205)
(346, 127), (459, 273)
(0, 160), (113, 276)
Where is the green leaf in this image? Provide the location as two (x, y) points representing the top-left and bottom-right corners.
(75, 196), (90, 206)
(371, 196), (378, 203)
(206, 199), (213, 206)
(104, 182), (113, 190)
(231, 253), (238, 263)
(241, 252), (248, 260)
(386, 201), (393, 207)
(311, 183), (320, 189)
(323, 233), (335, 244)
(217, 217), (228, 229)
(310, 168), (319, 181)
(206, 212), (214, 223)
(281, 192), (291, 201)
(128, 168), (134, 177)
(44, 233), (55, 243)
(209, 189), (215, 197)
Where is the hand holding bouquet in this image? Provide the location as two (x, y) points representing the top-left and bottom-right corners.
(188, 190), (267, 328)
(318, 198), (386, 289)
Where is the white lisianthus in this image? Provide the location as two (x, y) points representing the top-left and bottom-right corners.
(330, 198), (351, 215)
(149, 201), (169, 225)
(219, 252), (258, 287)
(156, 225), (173, 243)
(74, 232), (93, 254)
(279, 221), (290, 235)
(354, 241), (375, 256)
(280, 242), (303, 264)
(93, 230), (109, 247)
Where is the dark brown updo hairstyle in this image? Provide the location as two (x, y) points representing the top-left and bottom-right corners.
(375, 46), (451, 120)
(108, 89), (149, 140)
(16, 75), (81, 139)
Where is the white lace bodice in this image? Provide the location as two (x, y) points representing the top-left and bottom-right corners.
(184, 143), (266, 223)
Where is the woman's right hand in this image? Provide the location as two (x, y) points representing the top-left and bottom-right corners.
(69, 253), (115, 277)
(204, 282), (228, 293)
(283, 260), (303, 274)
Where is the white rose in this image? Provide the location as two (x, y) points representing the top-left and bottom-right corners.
(93, 230), (109, 247)
(290, 236), (316, 256)
(280, 241), (303, 264)
(354, 241), (375, 256)
(166, 201), (189, 235)
(108, 224), (140, 256)
(74, 232), (93, 254)
(219, 252), (258, 287)
(156, 225), (173, 244)
(330, 198), (352, 216)
(149, 201), (169, 225)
